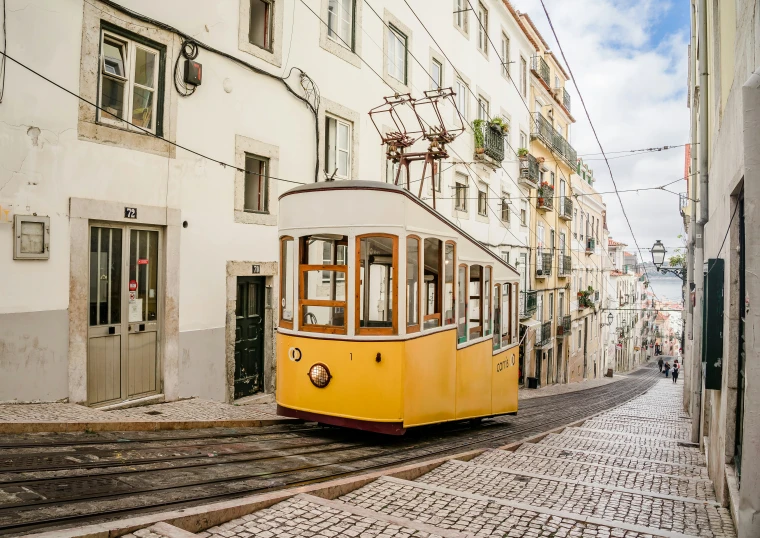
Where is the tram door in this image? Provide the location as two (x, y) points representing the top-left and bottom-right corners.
(235, 276), (265, 399)
(88, 226), (161, 406)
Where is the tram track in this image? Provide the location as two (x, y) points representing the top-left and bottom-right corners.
(0, 365), (660, 536)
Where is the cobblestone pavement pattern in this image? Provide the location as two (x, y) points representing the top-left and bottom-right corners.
(189, 373), (736, 537)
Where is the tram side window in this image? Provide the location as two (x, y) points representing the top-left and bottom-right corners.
(444, 242), (456, 325)
(358, 235), (397, 334)
(424, 238), (442, 329)
(493, 283), (502, 350)
(280, 236), (294, 328)
(469, 265), (483, 339)
(299, 235), (348, 333)
(407, 236), (421, 332)
(484, 266), (492, 336)
(457, 264), (467, 343)
(502, 283), (513, 345)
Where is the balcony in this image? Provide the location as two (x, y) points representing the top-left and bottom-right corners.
(519, 153), (540, 188)
(585, 237), (595, 255)
(531, 55), (550, 87)
(578, 289), (594, 309)
(556, 315), (571, 337)
(473, 120), (505, 168)
(536, 252), (552, 278)
(532, 114), (577, 168)
(535, 321), (552, 347)
(558, 254), (572, 277)
(562, 87), (571, 112)
(559, 196), (573, 220)
(520, 290), (537, 319)
(537, 183), (554, 211)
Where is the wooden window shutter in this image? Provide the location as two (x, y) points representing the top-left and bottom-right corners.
(703, 258), (724, 390)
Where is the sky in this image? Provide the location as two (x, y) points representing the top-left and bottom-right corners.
(517, 0), (691, 265)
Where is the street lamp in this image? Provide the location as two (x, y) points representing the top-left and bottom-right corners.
(650, 240), (686, 281)
(607, 313), (613, 325)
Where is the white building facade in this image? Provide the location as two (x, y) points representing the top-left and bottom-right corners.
(0, 0), (537, 405)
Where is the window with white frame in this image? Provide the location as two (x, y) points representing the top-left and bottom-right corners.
(501, 194), (510, 222)
(520, 56), (527, 96)
(99, 30), (161, 133)
(387, 25), (407, 83)
(477, 189), (488, 216)
(430, 57), (442, 90)
(477, 3), (488, 54)
(455, 78), (468, 119)
(455, 174), (468, 211)
(477, 95), (490, 120)
(454, 0), (468, 32)
(520, 200), (527, 225)
(325, 115), (351, 179)
(244, 153), (269, 213)
(501, 33), (510, 77)
(327, 0), (355, 49)
(249, 0), (274, 51)
(519, 130), (527, 150)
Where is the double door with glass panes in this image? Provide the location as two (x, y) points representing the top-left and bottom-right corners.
(87, 225), (161, 406)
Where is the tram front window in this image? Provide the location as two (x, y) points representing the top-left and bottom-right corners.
(424, 238), (442, 330)
(358, 235), (396, 334)
(300, 234), (348, 332)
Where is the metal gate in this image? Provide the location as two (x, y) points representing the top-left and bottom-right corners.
(87, 225), (161, 406)
(234, 276), (265, 399)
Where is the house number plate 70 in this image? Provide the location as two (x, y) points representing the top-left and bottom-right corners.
(124, 207), (137, 219)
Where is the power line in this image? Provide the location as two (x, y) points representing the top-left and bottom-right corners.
(578, 144), (689, 157)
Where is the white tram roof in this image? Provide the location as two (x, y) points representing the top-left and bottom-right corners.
(279, 181), (520, 279)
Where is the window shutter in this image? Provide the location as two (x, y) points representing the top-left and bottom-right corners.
(703, 258), (724, 390)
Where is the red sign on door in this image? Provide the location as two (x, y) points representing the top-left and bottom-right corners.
(138, 259), (149, 265)
(129, 280), (138, 292)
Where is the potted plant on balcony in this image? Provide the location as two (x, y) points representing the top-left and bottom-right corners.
(517, 148), (529, 158)
(489, 116), (509, 133)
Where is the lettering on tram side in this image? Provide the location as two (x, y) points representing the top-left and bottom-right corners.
(288, 347), (302, 362)
(496, 353), (517, 373)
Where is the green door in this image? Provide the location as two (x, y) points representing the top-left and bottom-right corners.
(234, 276), (265, 399)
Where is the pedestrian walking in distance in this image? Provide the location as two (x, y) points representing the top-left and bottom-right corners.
(664, 362), (671, 378)
(658, 358), (664, 372)
(672, 360), (680, 383)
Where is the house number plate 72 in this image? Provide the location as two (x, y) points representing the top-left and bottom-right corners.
(124, 207), (137, 219)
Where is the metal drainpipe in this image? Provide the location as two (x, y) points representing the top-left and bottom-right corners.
(690, 0), (709, 445)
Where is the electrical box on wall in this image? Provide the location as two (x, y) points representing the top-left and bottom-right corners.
(13, 215), (50, 260)
(184, 59), (202, 86)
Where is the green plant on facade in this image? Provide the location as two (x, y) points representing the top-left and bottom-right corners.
(472, 119), (486, 150)
(517, 147), (529, 157)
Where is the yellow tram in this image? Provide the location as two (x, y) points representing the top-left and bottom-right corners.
(276, 181), (521, 434)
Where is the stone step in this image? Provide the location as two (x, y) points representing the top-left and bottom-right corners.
(469, 449), (717, 501)
(412, 460), (732, 538)
(198, 493), (458, 538)
(533, 433), (705, 466)
(558, 426), (690, 448)
(339, 475), (721, 538)
(515, 442), (709, 478)
(125, 523), (197, 538)
(581, 418), (692, 441)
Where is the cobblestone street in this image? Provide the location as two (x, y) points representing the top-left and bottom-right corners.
(125, 376), (733, 538)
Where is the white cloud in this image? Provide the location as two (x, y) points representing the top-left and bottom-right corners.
(518, 0), (690, 260)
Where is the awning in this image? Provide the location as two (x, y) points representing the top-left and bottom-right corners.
(520, 319), (541, 329)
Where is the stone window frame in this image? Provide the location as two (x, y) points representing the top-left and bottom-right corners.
(429, 48), (445, 91)
(453, 0), (470, 39)
(319, 0), (363, 68)
(453, 170), (470, 217)
(319, 98), (360, 182)
(234, 135), (279, 226)
(77, 1), (179, 158)
(382, 9), (413, 94)
(238, 0), (285, 68)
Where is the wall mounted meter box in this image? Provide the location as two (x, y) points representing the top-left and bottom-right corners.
(13, 215), (50, 260)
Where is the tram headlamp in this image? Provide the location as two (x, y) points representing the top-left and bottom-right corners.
(308, 363), (332, 388)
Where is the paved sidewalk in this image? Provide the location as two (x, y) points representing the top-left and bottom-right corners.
(0, 397), (293, 433)
(175, 373), (735, 538)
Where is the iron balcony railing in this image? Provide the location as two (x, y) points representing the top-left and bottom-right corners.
(559, 254), (572, 276)
(557, 315), (571, 337)
(562, 87), (571, 112)
(520, 290), (537, 319)
(537, 184), (554, 210)
(536, 321), (552, 347)
(519, 153), (540, 186)
(532, 55), (550, 86)
(532, 113), (577, 167)
(559, 196), (573, 220)
(536, 252), (552, 277)
(473, 121), (505, 163)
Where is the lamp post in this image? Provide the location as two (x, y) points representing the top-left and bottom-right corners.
(650, 240), (686, 281)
